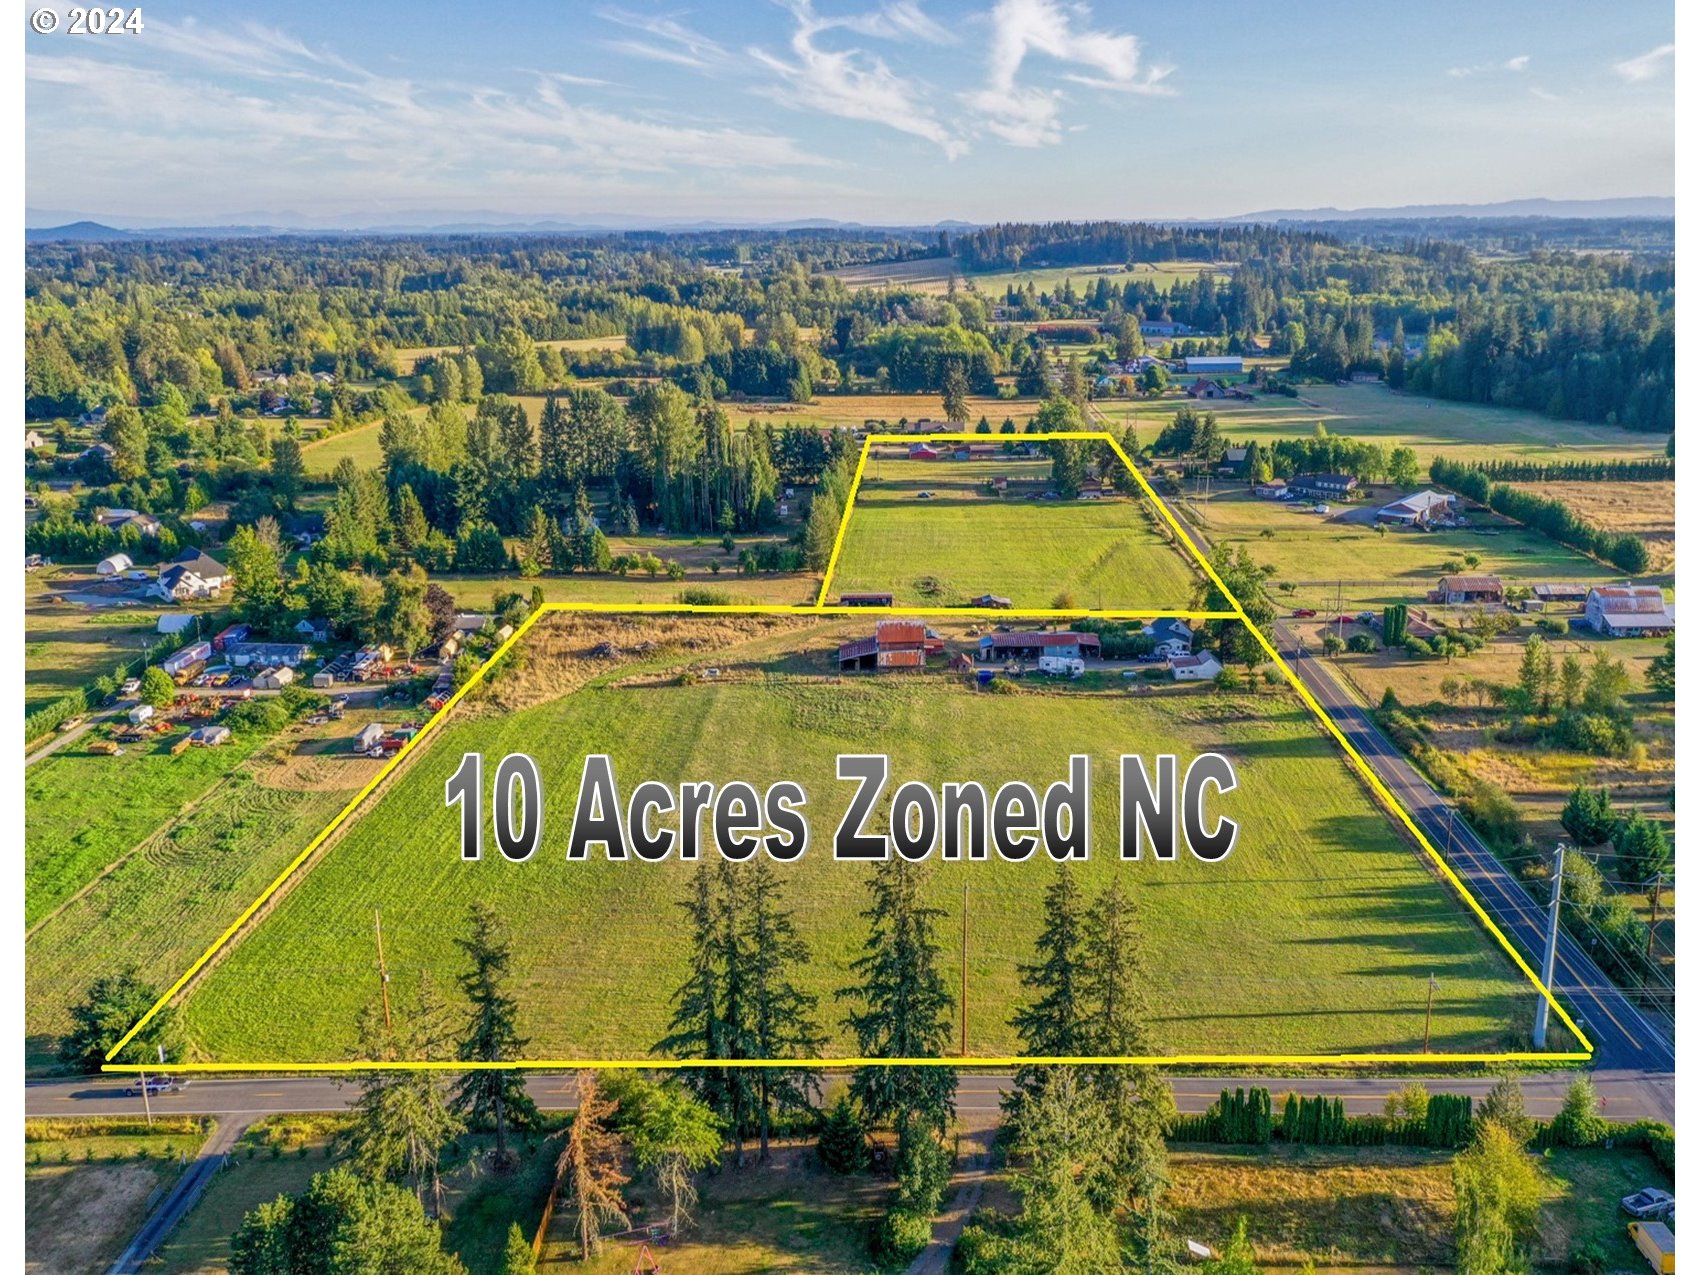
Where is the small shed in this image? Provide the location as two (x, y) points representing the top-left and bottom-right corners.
(189, 725), (231, 747)
(253, 666), (296, 690)
(311, 670), (336, 689)
(127, 704), (155, 726)
(1171, 652), (1224, 682)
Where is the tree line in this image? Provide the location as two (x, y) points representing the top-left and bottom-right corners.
(1429, 458), (1651, 574)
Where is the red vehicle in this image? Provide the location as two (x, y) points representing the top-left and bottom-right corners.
(1291, 608), (1317, 618)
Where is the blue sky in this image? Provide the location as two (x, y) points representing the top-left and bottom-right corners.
(24, 0), (1676, 225)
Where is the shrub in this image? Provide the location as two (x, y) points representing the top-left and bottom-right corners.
(1568, 1242), (1608, 1275)
(1556, 711), (1630, 757)
(1347, 633), (1377, 653)
(1551, 1077), (1609, 1148)
(874, 1209), (933, 1267)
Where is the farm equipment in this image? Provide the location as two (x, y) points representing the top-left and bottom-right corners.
(89, 740), (119, 755)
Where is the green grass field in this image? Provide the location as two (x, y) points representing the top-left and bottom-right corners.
(1176, 488), (1620, 604)
(826, 458), (1199, 608)
(1097, 383), (1670, 467)
(178, 616), (1544, 1063)
(24, 569), (182, 719)
(301, 422), (386, 477)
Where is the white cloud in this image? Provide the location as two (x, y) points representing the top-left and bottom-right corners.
(1448, 54), (1532, 77)
(597, 9), (735, 70)
(1613, 42), (1675, 82)
(749, 0), (965, 157)
(966, 0), (1171, 147)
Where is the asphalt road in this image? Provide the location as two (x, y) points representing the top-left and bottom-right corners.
(26, 1068), (1670, 1123)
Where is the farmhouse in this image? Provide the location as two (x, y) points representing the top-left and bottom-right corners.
(79, 441), (116, 462)
(1139, 319), (1192, 338)
(1184, 356), (1244, 374)
(95, 552), (133, 576)
(253, 666), (296, 690)
(24, 429), (45, 450)
(96, 508), (162, 536)
(1585, 586), (1674, 637)
(1217, 447), (1249, 474)
(154, 549), (229, 600)
(970, 594), (1014, 610)
(295, 618), (332, 643)
(1376, 490), (1454, 527)
(977, 631), (1103, 662)
(1253, 479), (1288, 499)
(1289, 473), (1359, 499)
(189, 725), (231, 747)
(838, 592), (894, 608)
(951, 444), (997, 461)
(452, 613), (494, 635)
(1434, 574), (1505, 606)
(1148, 618), (1195, 658)
(837, 619), (940, 671)
(1170, 652), (1223, 681)
(226, 641), (311, 668)
(1185, 377), (1229, 400)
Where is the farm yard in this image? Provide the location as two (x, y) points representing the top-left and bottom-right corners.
(176, 613), (1551, 1065)
(1175, 488), (1624, 608)
(25, 569), (169, 717)
(826, 457), (1199, 608)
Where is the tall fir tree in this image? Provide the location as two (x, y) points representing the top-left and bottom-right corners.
(741, 860), (824, 1159)
(452, 903), (538, 1164)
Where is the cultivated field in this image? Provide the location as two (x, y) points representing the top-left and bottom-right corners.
(1097, 384), (1672, 467)
(1176, 488), (1619, 606)
(827, 457), (1199, 608)
(25, 711), (396, 1071)
(178, 614), (1548, 1063)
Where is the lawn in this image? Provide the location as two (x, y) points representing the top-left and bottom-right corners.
(1176, 488), (1619, 605)
(179, 614), (1545, 1063)
(1097, 383), (1670, 467)
(25, 717), (388, 1072)
(24, 1117), (210, 1274)
(826, 457), (1199, 608)
(1163, 1141), (1671, 1271)
(24, 567), (194, 719)
(558, 1141), (890, 1273)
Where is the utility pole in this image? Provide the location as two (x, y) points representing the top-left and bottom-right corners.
(1423, 973), (1436, 1052)
(960, 881), (969, 1057)
(1647, 873), (1664, 959)
(374, 908), (393, 1032)
(1532, 844), (1565, 1050)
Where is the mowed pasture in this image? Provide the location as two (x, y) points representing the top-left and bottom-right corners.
(1095, 383), (1671, 467)
(826, 457), (1199, 608)
(179, 615), (1546, 1063)
(1177, 489), (1621, 606)
(300, 420), (386, 477)
(394, 334), (628, 374)
(969, 259), (1237, 298)
(431, 564), (818, 610)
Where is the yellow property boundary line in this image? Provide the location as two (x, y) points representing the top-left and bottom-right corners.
(103, 430), (1590, 1070)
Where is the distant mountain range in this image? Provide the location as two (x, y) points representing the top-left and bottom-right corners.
(1211, 196), (1674, 223)
(24, 197), (1673, 242)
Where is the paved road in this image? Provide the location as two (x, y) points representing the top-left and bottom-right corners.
(26, 1068), (1670, 1124)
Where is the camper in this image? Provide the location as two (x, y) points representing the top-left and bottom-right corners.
(1038, 654), (1086, 678)
(1628, 1221), (1674, 1274)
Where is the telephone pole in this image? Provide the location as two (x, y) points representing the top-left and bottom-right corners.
(1423, 973), (1437, 1053)
(1647, 873), (1664, 959)
(1532, 844), (1565, 1050)
(960, 881), (969, 1057)
(374, 908), (393, 1032)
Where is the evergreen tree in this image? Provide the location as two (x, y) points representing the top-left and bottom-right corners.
(942, 364), (971, 425)
(741, 860), (824, 1159)
(840, 859), (957, 1146)
(498, 1223), (537, 1275)
(230, 1167), (466, 1275)
(1011, 868), (1089, 1057)
(452, 903), (538, 1165)
(522, 505), (553, 573)
(1475, 1076), (1534, 1144)
(803, 490), (841, 571)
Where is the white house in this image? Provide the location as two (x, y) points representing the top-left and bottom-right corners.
(96, 552), (132, 576)
(1585, 586), (1675, 637)
(1171, 651), (1224, 682)
(1148, 619), (1195, 659)
(153, 550), (229, 601)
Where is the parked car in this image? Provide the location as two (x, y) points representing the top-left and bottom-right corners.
(1621, 1187), (1675, 1220)
(120, 679), (141, 696)
(124, 1076), (184, 1097)
(1291, 608), (1317, 618)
